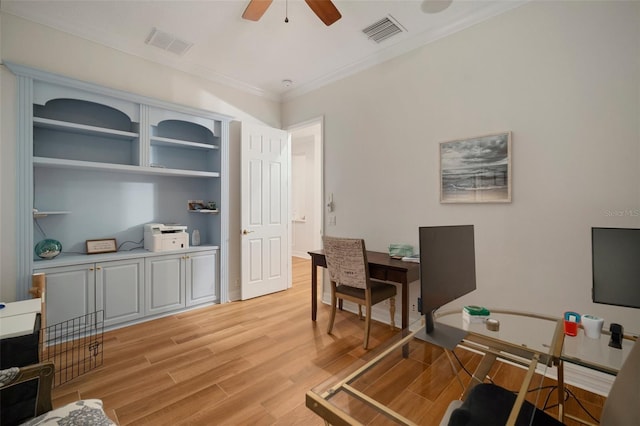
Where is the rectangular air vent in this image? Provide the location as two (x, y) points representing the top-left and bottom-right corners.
(362, 15), (405, 44)
(146, 28), (193, 56)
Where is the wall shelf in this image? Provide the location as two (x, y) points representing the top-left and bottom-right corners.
(33, 157), (220, 178)
(33, 210), (71, 218)
(189, 209), (219, 214)
(150, 136), (219, 150)
(33, 117), (139, 140)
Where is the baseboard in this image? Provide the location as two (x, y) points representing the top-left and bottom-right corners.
(545, 362), (614, 397)
(292, 251), (311, 259)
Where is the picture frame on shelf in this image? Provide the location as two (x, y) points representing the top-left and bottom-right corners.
(86, 238), (117, 254)
(440, 132), (512, 204)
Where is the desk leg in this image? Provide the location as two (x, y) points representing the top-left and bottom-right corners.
(402, 280), (409, 357)
(557, 359), (565, 422)
(462, 352), (498, 400)
(311, 260), (318, 321)
(402, 281), (409, 330)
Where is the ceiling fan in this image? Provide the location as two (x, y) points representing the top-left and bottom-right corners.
(242, 0), (342, 26)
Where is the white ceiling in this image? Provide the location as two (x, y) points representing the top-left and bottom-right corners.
(1, 0), (527, 101)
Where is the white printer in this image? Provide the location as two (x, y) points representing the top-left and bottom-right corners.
(144, 223), (189, 252)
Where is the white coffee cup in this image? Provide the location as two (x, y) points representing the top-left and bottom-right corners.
(581, 314), (604, 339)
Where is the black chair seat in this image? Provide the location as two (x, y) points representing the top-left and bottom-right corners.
(336, 280), (396, 305)
(448, 383), (563, 426)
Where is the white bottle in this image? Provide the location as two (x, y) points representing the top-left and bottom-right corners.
(192, 229), (200, 246)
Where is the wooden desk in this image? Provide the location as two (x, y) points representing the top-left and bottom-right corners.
(307, 249), (420, 330)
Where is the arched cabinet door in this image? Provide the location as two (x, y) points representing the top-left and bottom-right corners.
(147, 107), (220, 175)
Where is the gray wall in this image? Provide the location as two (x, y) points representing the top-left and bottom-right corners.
(282, 1), (640, 332)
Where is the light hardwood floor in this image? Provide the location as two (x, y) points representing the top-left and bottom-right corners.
(51, 257), (603, 425)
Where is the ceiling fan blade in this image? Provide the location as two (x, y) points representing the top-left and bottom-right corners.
(305, 0), (342, 26)
(242, 0), (273, 21)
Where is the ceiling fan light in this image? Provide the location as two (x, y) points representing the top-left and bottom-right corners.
(421, 0), (453, 14)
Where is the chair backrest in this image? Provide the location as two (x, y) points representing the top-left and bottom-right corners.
(322, 236), (369, 289)
(600, 339), (640, 425)
(0, 361), (54, 424)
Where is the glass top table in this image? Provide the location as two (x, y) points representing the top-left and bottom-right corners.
(306, 309), (564, 426)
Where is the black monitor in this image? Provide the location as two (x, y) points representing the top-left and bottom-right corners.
(415, 225), (477, 349)
(592, 227), (640, 309)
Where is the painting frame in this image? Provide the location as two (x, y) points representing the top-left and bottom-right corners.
(440, 132), (512, 204)
(86, 238), (118, 254)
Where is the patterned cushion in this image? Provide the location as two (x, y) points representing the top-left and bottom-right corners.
(0, 367), (19, 386)
(21, 399), (115, 426)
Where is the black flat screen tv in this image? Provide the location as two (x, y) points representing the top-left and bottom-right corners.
(415, 225), (477, 349)
(592, 227), (640, 309)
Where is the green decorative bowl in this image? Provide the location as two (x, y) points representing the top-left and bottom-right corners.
(35, 239), (62, 259)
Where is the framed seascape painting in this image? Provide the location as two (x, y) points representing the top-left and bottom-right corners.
(440, 132), (512, 203)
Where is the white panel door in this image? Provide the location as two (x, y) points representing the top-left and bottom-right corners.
(241, 123), (289, 300)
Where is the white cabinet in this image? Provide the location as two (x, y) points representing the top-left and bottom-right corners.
(36, 249), (217, 330)
(145, 249), (218, 314)
(96, 259), (144, 327)
(186, 250), (218, 306)
(145, 253), (186, 315)
(35, 258), (144, 328)
(33, 264), (95, 328)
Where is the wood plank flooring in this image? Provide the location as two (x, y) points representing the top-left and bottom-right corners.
(51, 257), (604, 425)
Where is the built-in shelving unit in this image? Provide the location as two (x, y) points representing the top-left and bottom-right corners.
(7, 62), (231, 308)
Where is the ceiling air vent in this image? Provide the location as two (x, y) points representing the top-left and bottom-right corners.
(362, 15), (405, 44)
(145, 28), (193, 56)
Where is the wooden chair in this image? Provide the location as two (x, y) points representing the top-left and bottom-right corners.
(322, 236), (397, 349)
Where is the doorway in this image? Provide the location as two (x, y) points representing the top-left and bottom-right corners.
(288, 117), (323, 259)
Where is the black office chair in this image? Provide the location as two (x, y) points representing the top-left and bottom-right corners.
(443, 339), (639, 425)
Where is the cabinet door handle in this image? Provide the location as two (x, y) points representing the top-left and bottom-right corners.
(96, 266), (102, 270)
(89, 267), (94, 271)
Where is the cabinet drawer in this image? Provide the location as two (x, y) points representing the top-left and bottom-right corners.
(369, 265), (387, 281)
(369, 267), (405, 283)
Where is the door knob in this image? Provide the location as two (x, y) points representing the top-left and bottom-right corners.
(242, 229), (254, 235)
